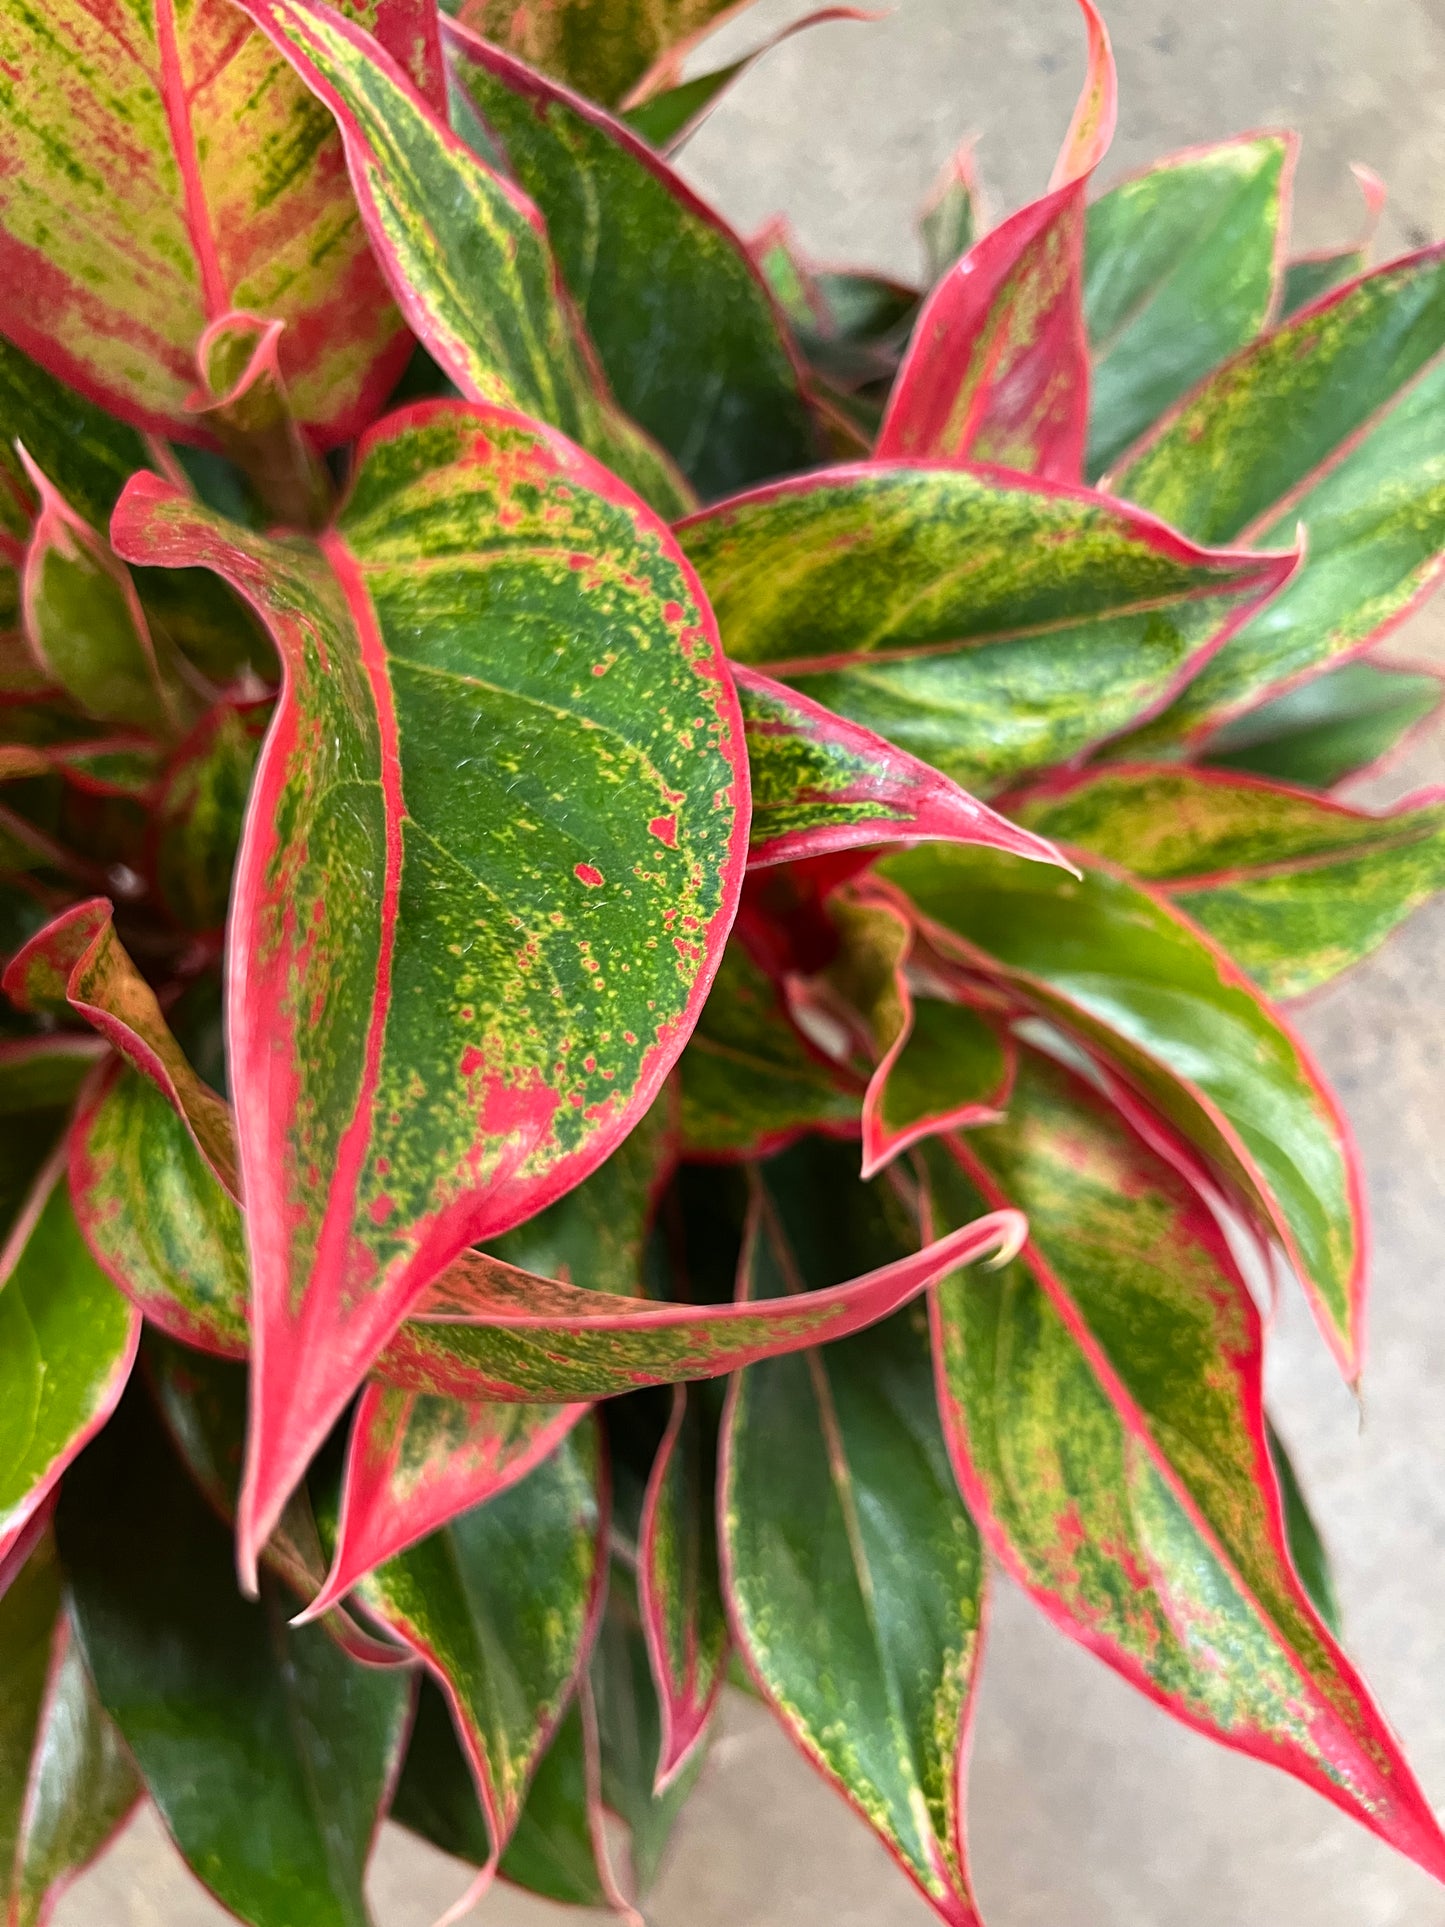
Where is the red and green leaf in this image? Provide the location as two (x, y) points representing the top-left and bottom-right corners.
(148, 701), (270, 934)
(241, 0), (691, 515)
(680, 464), (1296, 792)
(452, 0), (757, 107)
(922, 1049), (1445, 1881)
(865, 995), (1013, 1178)
(0, 0), (443, 445)
(444, 26), (818, 501)
(188, 312), (334, 531)
(111, 398), (747, 1581)
(0, 1154), (139, 1563)
(721, 1141), (989, 1926)
(875, 0), (1114, 480)
(314, 1393), (588, 1616)
(737, 665), (1066, 870)
(919, 140), (984, 285)
(1084, 135), (1291, 478)
(1113, 246), (1445, 744)
(1279, 165), (1386, 320)
(1009, 762), (1445, 998)
(0, 1525), (140, 1927)
(877, 840), (1366, 1374)
(639, 1385), (728, 1788)
(351, 1423), (605, 1863)
(1201, 658), (1445, 789)
(59, 1391), (414, 1927)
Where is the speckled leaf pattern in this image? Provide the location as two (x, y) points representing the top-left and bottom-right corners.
(678, 939), (859, 1159)
(3, 898), (236, 1189)
(353, 1423), (604, 1855)
(59, 1393), (414, 1927)
(0, 1156), (138, 1558)
(875, 0), (1114, 480)
(111, 399), (746, 1581)
(679, 464), (1296, 791)
(721, 1142), (988, 1926)
(1202, 659), (1445, 788)
(1114, 247), (1445, 745)
(922, 1053), (1445, 1879)
(445, 28), (816, 501)
(149, 702), (270, 933)
(70, 1064), (250, 1358)
(386, 1186), (1023, 1402)
(242, 0), (690, 516)
(314, 1393), (587, 1615)
(449, 0), (749, 106)
(877, 840), (1364, 1374)
(1084, 136), (1289, 479)
(640, 1385), (728, 1786)
(1010, 762), (1445, 999)
(0, 0), (442, 443)
(737, 666), (1065, 871)
(0, 1527), (139, 1927)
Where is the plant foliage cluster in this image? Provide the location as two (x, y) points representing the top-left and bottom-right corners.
(2, 0), (1445, 1919)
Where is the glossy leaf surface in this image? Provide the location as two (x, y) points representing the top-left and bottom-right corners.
(451, 0), (747, 106)
(0, 1037), (104, 1247)
(678, 940), (859, 1158)
(1202, 659), (1444, 788)
(1115, 248), (1445, 743)
(0, 1159), (138, 1558)
(317, 1393), (587, 1615)
(924, 1054), (1445, 1878)
(60, 1395), (413, 1927)
(445, 27), (816, 501)
(0, 1527), (139, 1927)
(0, 0), (442, 443)
(722, 1143), (987, 1925)
(354, 1425), (603, 1853)
(679, 465), (1296, 790)
(878, 841), (1364, 1372)
(243, 0), (689, 515)
(112, 400), (746, 1578)
(1084, 136), (1289, 477)
(876, 0), (1114, 480)
(1011, 763), (1445, 998)
(737, 665), (1065, 870)
(640, 1386), (728, 1787)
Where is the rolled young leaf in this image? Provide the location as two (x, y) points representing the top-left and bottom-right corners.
(876, 840), (1366, 1375)
(736, 665), (1066, 870)
(111, 397), (748, 1583)
(922, 1052), (1445, 1881)
(1084, 135), (1292, 478)
(639, 1384), (728, 1788)
(1113, 245), (1445, 744)
(0, 0), (443, 444)
(1008, 762), (1445, 998)
(239, 0), (691, 517)
(678, 939), (861, 1160)
(875, 0), (1115, 481)
(0, 1524), (139, 1927)
(679, 464), (1297, 791)
(59, 1391), (414, 1927)
(188, 312), (334, 532)
(0, 1152), (139, 1563)
(350, 1424), (605, 1863)
(4, 898), (237, 1190)
(1201, 658), (1445, 789)
(721, 1141), (990, 1926)
(444, 25), (818, 501)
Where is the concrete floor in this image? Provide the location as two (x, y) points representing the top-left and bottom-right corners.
(57, 1), (1445, 1922)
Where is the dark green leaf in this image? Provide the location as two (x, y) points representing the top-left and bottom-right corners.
(1267, 1420), (1342, 1636)
(1201, 659), (1443, 788)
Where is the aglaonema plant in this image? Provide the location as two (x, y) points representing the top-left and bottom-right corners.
(1, 0), (1444, 1918)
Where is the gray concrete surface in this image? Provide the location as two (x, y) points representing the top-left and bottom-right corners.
(57, 1), (1445, 1921)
